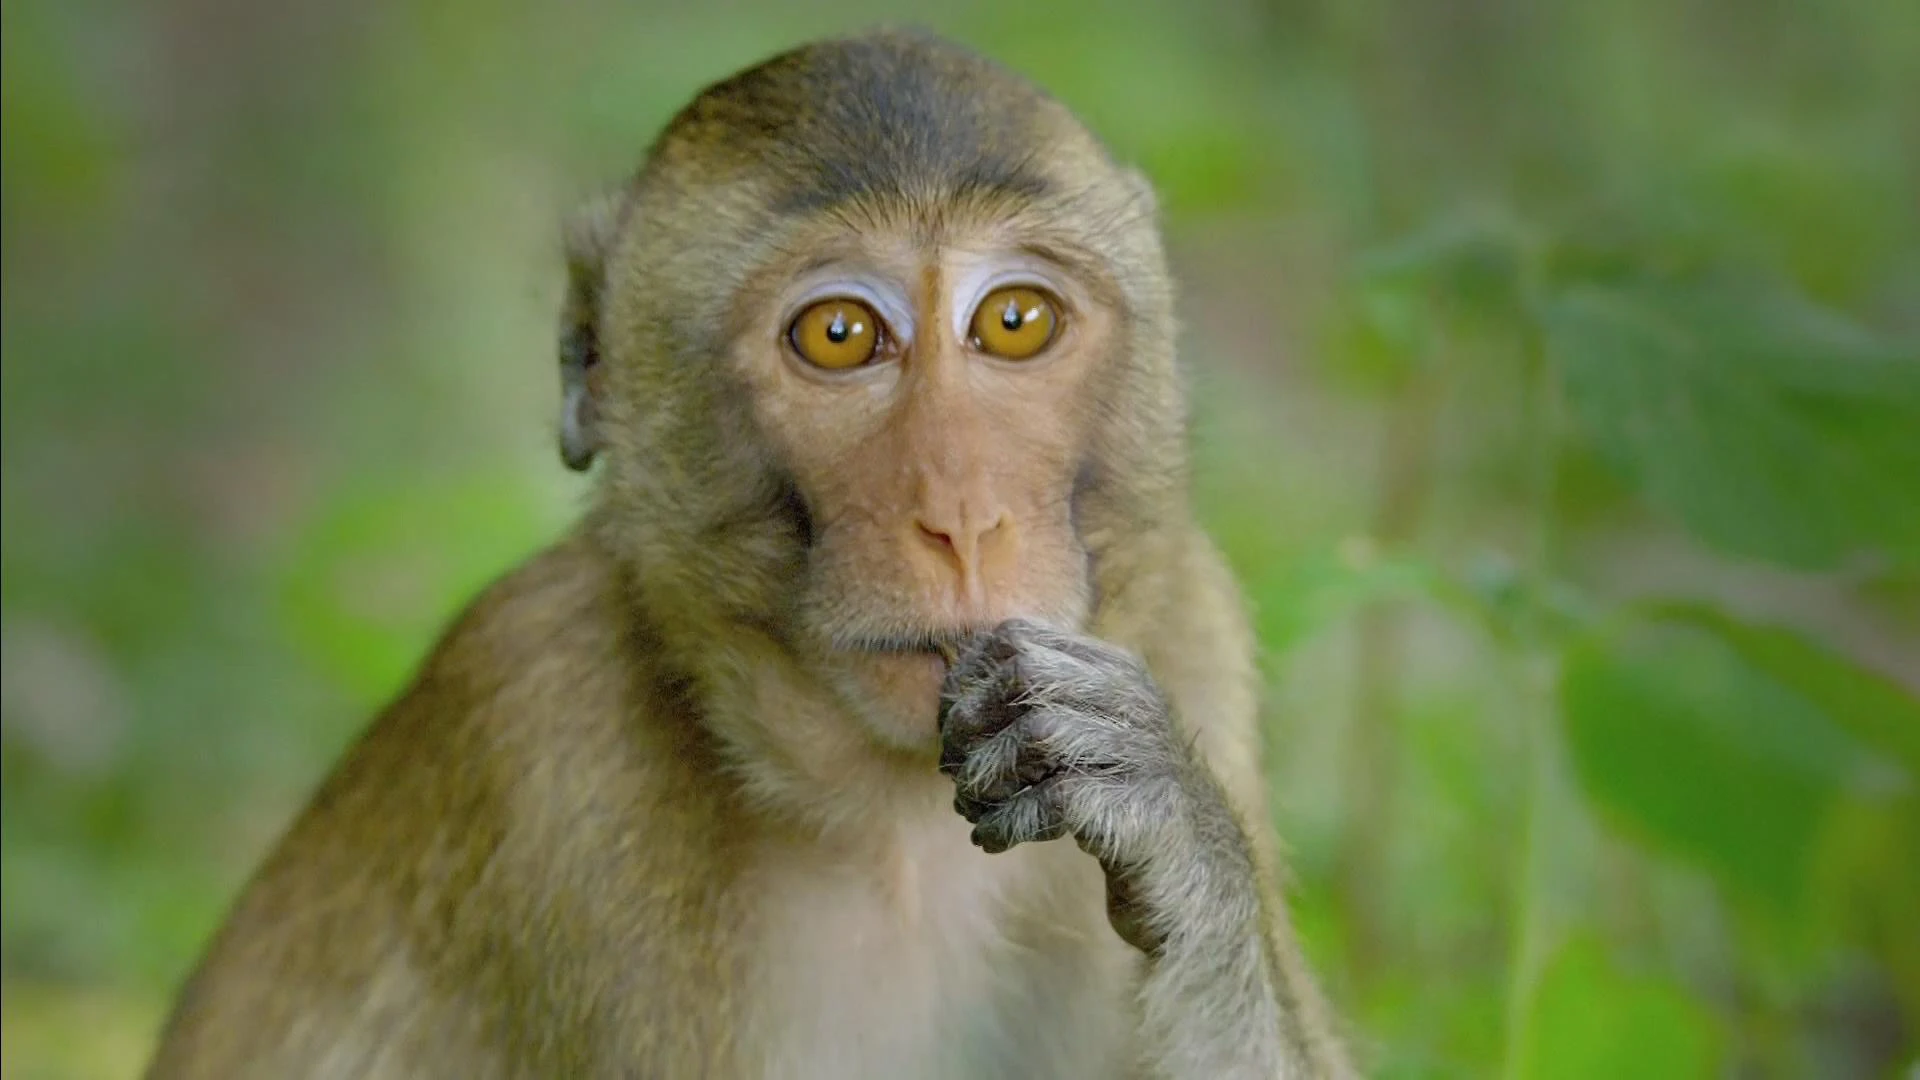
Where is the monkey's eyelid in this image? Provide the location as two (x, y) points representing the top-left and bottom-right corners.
(779, 280), (915, 344)
(949, 278), (1073, 343)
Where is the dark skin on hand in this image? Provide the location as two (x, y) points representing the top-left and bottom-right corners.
(145, 28), (1355, 1080)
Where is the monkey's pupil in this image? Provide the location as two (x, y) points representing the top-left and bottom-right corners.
(1001, 301), (1024, 331)
(826, 312), (849, 344)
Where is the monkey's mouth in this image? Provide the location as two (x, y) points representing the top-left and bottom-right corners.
(846, 632), (976, 669)
(827, 637), (967, 736)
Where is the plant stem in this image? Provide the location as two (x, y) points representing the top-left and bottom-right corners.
(1334, 370), (1438, 993)
(1499, 650), (1562, 1080)
(1499, 311), (1566, 1080)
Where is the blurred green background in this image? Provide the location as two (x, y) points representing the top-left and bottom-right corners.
(4, 0), (1918, 1076)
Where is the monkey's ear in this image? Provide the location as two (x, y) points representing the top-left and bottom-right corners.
(559, 194), (622, 472)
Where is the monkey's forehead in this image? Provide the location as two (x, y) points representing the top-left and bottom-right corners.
(639, 30), (1116, 217)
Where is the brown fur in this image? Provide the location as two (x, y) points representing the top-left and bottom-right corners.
(147, 29), (1350, 1078)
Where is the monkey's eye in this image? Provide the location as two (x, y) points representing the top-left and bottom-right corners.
(789, 298), (882, 369)
(968, 286), (1059, 361)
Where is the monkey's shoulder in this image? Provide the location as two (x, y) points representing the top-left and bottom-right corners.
(202, 536), (711, 944)
(149, 539), (740, 1076)
(320, 533), (728, 843)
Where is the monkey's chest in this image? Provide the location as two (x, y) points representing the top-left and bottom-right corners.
(735, 834), (1139, 1080)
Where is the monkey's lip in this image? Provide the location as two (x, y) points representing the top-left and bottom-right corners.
(851, 634), (975, 666)
(844, 647), (955, 720)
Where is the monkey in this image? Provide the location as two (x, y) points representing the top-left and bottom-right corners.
(144, 28), (1355, 1080)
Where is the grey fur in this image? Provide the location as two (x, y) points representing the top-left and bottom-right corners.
(940, 618), (1323, 1079)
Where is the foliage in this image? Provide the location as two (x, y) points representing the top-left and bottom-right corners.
(1269, 161), (1920, 1074)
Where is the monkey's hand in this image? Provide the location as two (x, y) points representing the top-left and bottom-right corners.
(939, 619), (1316, 1076)
(938, 618), (1263, 955)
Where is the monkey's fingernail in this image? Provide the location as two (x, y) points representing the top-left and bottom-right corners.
(934, 641), (960, 666)
(970, 827), (1009, 854)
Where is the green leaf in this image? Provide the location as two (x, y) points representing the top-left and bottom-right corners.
(1538, 196), (1722, 290)
(1356, 208), (1527, 312)
(1515, 934), (1723, 1080)
(1241, 541), (1476, 657)
(1642, 602), (1920, 782)
(1319, 287), (1434, 397)
(1322, 209), (1532, 397)
(1560, 612), (1890, 913)
(278, 472), (560, 703)
(1541, 275), (1920, 569)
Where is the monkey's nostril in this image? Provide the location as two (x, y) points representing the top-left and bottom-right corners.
(917, 520), (959, 555)
(914, 510), (1010, 579)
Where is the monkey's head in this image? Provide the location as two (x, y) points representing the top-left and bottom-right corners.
(564, 30), (1187, 749)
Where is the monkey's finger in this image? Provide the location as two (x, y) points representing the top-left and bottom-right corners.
(938, 663), (1029, 751)
(985, 639), (1123, 718)
(952, 627), (1020, 674)
(953, 788), (992, 824)
(950, 722), (1058, 803)
(996, 617), (1093, 654)
(996, 635), (1170, 736)
(939, 697), (1018, 772)
(938, 630), (1020, 708)
(999, 619), (1150, 685)
(968, 781), (1069, 855)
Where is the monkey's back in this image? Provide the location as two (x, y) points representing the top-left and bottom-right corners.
(146, 536), (749, 1078)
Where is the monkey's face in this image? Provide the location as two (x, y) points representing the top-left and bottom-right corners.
(733, 216), (1124, 746)
(594, 191), (1175, 752)
(584, 33), (1183, 751)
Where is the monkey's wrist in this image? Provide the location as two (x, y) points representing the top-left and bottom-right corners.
(1094, 772), (1263, 955)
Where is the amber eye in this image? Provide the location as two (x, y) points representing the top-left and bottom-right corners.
(969, 286), (1060, 360)
(788, 298), (882, 370)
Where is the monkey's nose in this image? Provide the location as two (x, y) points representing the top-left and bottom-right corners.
(913, 508), (1011, 588)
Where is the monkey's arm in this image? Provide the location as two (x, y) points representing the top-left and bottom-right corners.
(939, 567), (1352, 1079)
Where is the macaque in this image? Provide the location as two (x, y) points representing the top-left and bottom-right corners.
(146, 28), (1354, 1079)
